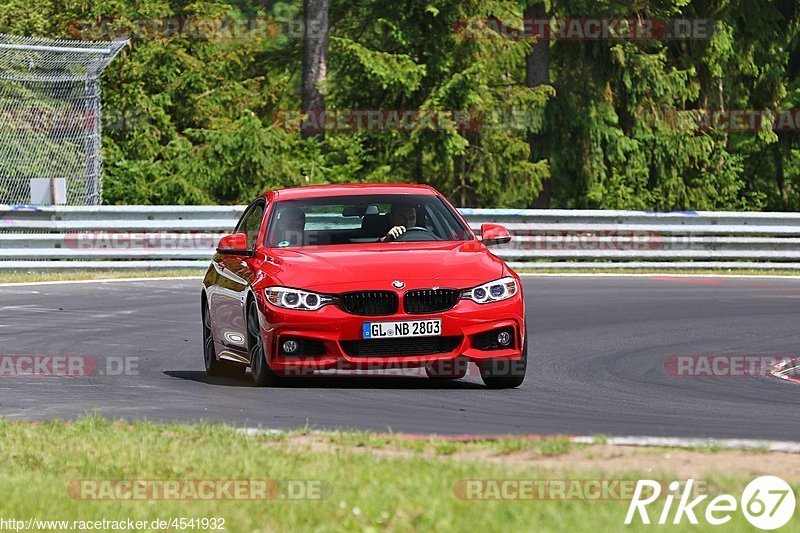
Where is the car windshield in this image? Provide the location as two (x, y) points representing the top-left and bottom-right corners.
(265, 194), (472, 247)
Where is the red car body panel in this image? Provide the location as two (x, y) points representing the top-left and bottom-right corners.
(263, 241), (505, 291)
(202, 184), (525, 376)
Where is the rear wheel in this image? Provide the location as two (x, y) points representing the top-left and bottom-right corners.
(479, 324), (527, 389)
(247, 299), (280, 387)
(202, 301), (245, 378)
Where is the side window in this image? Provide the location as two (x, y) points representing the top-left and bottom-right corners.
(235, 201), (266, 249)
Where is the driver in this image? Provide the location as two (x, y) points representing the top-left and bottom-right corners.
(275, 207), (306, 246)
(379, 204), (418, 242)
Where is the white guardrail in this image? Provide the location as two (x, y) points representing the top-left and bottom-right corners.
(2, 205), (800, 270)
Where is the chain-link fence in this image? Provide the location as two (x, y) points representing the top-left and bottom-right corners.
(0, 34), (127, 206)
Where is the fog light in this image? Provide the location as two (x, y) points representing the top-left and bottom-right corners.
(497, 331), (511, 346)
(282, 340), (299, 354)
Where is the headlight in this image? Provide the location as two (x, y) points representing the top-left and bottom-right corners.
(461, 277), (518, 304)
(264, 287), (332, 311)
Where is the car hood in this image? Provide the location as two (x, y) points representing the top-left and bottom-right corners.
(261, 241), (506, 292)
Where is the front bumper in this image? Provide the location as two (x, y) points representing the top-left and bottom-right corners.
(256, 292), (525, 374)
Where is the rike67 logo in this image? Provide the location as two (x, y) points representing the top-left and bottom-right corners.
(626, 476), (795, 530)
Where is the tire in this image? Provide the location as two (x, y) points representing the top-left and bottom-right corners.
(247, 298), (280, 387)
(425, 359), (469, 380)
(479, 324), (527, 389)
(202, 301), (245, 378)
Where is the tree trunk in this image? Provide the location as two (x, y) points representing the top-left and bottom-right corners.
(774, 141), (788, 207)
(525, 1), (551, 208)
(301, 0), (329, 140)
(459, 155), (467, 207)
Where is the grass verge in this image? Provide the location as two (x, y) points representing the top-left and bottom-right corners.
(0, 269), (205, 284)
(0, 417), (795, 532)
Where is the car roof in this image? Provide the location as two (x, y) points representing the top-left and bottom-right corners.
(262, 183), (439, 201)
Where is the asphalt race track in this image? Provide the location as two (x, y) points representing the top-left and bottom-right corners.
(1, 276), (800, 439)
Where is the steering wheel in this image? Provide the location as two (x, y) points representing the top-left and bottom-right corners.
(393, 227), (439, 242)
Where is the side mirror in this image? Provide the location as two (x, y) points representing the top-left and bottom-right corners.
(217, 233), (252, 256)
(481, 223), (512, 246)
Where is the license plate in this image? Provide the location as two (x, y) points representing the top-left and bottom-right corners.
(362, 319), (441, 339)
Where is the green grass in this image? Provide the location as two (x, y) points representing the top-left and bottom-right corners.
(321, 431), (578, 456)
(0, 269), (205, 284)
(0, 416), (791, 532)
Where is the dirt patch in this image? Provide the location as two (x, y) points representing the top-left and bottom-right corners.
(268, 434), (800, 480)
(528, 445), (800, 480)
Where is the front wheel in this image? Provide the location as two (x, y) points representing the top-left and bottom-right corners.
(479, 324), (527, 389)
(247, 299), (280, 387)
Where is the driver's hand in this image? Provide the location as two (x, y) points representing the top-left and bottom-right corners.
(381, 226), (406, 242)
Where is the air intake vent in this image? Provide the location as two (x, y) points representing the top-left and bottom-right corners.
(341, 336), (462, 357)
(337, 291), (398, 316)
(403, 289), (460, 314)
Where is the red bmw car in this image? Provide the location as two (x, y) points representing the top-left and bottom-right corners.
(201, 184), (527, 388)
